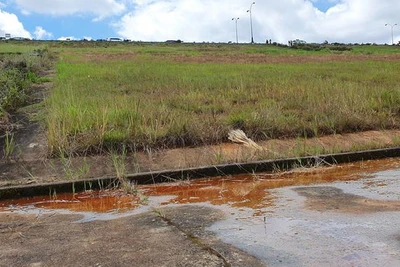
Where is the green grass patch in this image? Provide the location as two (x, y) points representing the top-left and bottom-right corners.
(46, 45), (400, 154)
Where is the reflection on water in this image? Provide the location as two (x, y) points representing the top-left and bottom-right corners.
(0, 158), (399, 214)
(0, 190), (141, 213)
(141, 158), (400, 210)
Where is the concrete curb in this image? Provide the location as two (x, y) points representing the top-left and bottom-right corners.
(1, 147), (399, 200)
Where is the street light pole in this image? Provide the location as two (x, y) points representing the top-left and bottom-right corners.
(385, 23), (398, 45)
(247, 2), (256, 43)
(232, 17), (239, 44)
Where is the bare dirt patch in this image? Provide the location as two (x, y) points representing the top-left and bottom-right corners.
(74, 51), (400, 64)
(161, 53), (400, 64)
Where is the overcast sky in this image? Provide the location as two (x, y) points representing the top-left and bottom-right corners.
(0, 0), (399, 44)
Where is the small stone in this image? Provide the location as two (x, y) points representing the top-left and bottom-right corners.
(28, 143), (39, 148)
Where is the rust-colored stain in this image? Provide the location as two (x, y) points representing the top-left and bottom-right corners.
(142, 158), (400, 209)
(144, 176), (276, 210)
(0, 158), (398, 214)
(0, 190), (140, 213)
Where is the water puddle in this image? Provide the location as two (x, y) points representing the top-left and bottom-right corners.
(140, 157), (400, 213)
(0, 190), (141, 213)
(0, 158), (399, 217)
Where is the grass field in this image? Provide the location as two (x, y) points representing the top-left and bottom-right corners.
(2, 41), (400, 156)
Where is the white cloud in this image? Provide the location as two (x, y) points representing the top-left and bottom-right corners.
(15, 0), (126, 20)
(34, 26), (52, 40)
(315, 0), (399, 44)
(115, 0), (400, 44)
(117, 0), (247, 42)
(57, 36), (77, 41)
(0, 9), (31, 38)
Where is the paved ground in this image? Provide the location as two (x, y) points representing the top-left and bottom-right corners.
(0, 204), (264, 267)
(0, 160), (400, 266)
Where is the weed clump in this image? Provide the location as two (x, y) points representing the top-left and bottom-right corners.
(0, 59), (31, 112)
(0, 47), (55, 136)
(0, 49), (54, 114)
(328, 46), (352, 51)
(290, 43), (324, 51)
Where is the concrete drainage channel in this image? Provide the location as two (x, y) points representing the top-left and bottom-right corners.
(1, 147), (400, 199)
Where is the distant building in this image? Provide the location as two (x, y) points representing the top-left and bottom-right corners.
(107, 37), (123, 42)
(288, 39), (307, 46)
(11, 37), (31, 41)
(5, 33), (11, 39)
(166, 39), (182, 43)
(292, 39), (306, 45)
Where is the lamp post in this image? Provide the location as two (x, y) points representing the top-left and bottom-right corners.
(247, 2), (256, 43)
(385, 23), (398, 45)
(232, 17), (239, 44)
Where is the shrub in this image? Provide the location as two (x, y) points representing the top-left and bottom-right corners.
(328, 46), (352, 51)
(0, 48), (54, 114)
(290, 43), (323, 51)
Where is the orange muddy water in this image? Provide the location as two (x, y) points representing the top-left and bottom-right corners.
(0, 190), (141, 213)
(1, 158), (399, 214)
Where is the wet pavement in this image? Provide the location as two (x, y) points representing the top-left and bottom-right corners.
(209, 172), (400, 266)
(0, 158), (400, 266)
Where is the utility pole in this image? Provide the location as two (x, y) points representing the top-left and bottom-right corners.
(385, 23), (398, 45)
(232, 17), (239, 44)
(247, 2), (256, 43)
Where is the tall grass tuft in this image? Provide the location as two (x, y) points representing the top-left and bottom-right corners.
(3, 131), (16, 161)
(110, 144), (137, 194)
